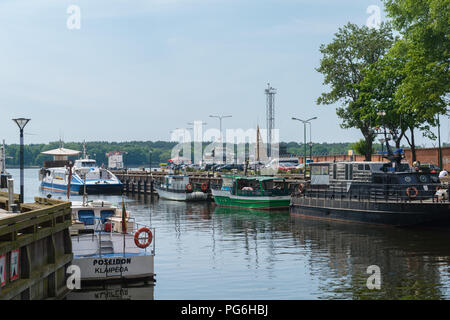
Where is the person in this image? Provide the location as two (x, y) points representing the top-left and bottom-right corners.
(439, 169), (448, 179)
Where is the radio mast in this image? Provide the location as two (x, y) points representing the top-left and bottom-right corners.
(265, 83), (276, 158)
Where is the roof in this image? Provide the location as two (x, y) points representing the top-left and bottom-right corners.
(41, 148), (81, 156)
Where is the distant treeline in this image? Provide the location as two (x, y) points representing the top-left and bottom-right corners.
(2, 140), (390, 167)
(4, 140), (447, 167)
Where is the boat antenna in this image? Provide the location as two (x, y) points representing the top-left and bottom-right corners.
(82, 140), (87, 159)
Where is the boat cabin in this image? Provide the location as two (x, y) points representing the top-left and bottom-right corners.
(310, 161), (440, 186)
(222, 175), (289, 196)
(71, 200), (134, 234)
(162, 175), (190, 191)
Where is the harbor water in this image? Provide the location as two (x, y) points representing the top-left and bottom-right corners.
(9, 168), (450, 300)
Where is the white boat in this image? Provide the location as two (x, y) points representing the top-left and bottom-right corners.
(39, 143), (122, 194)
(70, 199), (155, 282)
(0, 140), (11, 189)
(155, 175), (208, 201)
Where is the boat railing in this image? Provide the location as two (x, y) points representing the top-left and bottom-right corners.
(294, 182), (449, 204)
(236, 189), (290, 197)
(91, 216), (155, 257)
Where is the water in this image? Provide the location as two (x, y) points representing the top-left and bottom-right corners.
(6, 169), (450, 299)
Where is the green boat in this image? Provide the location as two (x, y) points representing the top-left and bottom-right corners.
(211, 175), (291, 210)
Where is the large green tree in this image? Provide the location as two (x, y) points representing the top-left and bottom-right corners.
(316, 22), (395, 160)
(383, 0), (449, 125)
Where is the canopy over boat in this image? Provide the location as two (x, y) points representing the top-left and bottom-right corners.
(41, 148), (81, 161)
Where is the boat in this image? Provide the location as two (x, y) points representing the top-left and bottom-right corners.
(155, 175), (208, 201)
(39, 142), (122, 194)
(290, 128), (450, 227)
(0, 140), (11, 189)
(211, 175), (291, 210)
(70, 199), (155, 282)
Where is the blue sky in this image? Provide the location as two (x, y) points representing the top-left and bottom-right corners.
(0, 0), (448, 146)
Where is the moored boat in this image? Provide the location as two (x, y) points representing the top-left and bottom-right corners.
(70, 199), (155, 282)
(0, 140), (11, 189)
(211, 175), (290, 210)
(39, 143), (122, 194)
(155, 175), (208, 201)
(290, 132), (450, 227)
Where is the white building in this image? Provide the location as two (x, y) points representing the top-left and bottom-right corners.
(106, 151), (124, 169)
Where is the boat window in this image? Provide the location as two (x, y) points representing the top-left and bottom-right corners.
(81, 161), (96, 167)
(100, 210), (115, 223)
(333, 164), (337, 179)
(311, 165), (329, 175)
(78, 210), (95, 225)
(358, 164), (364, 170)
(312, 166), (321, 175)
(365, 164), (371, 171)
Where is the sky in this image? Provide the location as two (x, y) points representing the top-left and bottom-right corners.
(0, 0), (448, 146)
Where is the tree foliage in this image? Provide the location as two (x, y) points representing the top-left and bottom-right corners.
(316, 22), (395, 160)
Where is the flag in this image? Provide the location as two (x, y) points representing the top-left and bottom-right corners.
(121, 198), (127, 234)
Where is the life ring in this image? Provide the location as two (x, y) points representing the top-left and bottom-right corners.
(134, 227), (153, 249)
(186, 183), (193, 191)
(201, 183), (208, 191)
(406, 186), (419, 199)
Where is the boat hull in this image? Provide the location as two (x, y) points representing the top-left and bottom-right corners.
(290, 196), (450, 227)
(212, 189), (290, 210)
(156, 187), (208, 201)
(72, 254), (155, 282)
(41, 181), (122, 194)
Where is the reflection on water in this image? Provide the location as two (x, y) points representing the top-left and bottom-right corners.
(290, 217), (450, 299)
(8, 169), (450, 299)
(67, 282), (154, 300)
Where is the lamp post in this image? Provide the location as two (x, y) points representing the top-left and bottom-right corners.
(209, 115), (232, 164)
(291, 117), (317, 165)
(12, 118), (31, 204)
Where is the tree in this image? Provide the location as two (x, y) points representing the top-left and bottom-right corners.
(316, 22), (395, 160)
(383, 0), (449, 126)
(351, 139), (375, 157)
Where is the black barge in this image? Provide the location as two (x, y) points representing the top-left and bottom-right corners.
(290, 160), (449, 227)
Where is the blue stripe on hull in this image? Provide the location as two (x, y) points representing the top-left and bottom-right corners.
(40, 181), (122, 194)
(41, 181), (81, 193)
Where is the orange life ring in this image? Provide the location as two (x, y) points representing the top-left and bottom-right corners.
(186, 183), (193, 191)
(201, 183), (208, 191)
(406, 186), (419, 199)
(134, 227), (153, 249)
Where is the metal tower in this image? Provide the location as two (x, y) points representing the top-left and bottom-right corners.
(265, 83), (276, 158)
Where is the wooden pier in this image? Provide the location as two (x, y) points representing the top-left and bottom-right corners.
(112, 170), (306, 196)
(0, 192), (73, 300)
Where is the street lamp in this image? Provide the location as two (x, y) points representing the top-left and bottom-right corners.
(12, 118), (31, 204)
(291, 117), (317, 165)
(209, 115), (232, 164)
(209, 115), (232, 142)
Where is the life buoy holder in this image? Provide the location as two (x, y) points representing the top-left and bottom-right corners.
(186, 183), (193, 191)
(134, 227), (153, 249)
(201, 183), (208, 191)
(406, 186), (419, 199)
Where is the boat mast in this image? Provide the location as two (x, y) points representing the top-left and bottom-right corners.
(0, 140), (6, 174)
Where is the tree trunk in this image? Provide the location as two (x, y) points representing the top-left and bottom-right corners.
(404, 127), (417, 162)
(365, 138), (373, 161)
(410, 127), (416, 162)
